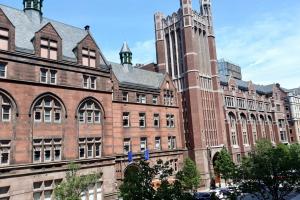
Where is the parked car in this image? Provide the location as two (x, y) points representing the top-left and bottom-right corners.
(194, 192), (212, 200)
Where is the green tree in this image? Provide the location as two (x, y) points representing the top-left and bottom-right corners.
(54, 163), (102, 200)
(236, 140), (300, 200)
(176, 158), (201, 191)
(214, 148), (236, 185)
(119, 159), (194, 200)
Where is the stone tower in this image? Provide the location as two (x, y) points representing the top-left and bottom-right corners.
(154, 0), (227, 187)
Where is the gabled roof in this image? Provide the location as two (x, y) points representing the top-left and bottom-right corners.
(220, 75), (275, 95)
(0, 4), (92, 62)
(110, 62), (165, 90)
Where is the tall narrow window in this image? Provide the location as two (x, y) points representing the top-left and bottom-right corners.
(155, 137), (161, 150)
(50, 70), (57, 84)
(166, 114), (175, 128)
(154, 114), (160, 128)
(139, 113), (146, 127)
(83, 75), (96, 89)
(0, 140), (10, 165)
(0, 63), (6, 78)
(123, 138), (131, 154)
(122, 92), (128, 102)
(137, 94), (146, 104)
(1, 95), (11, 122)
(123, 112), (130, 127)
(82, 48), (96, 67)
(168, 136), (176, 150)
(0, 28), (9, 51)
(40, 69), (48, 83)
(140, 137), (147, 152)
(40, 38), (58, 60)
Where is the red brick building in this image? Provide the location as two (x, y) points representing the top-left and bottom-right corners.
(0, 1), (184, 199)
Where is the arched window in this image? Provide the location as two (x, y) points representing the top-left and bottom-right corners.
(229, 113), (238, 146)
(78, 99), (102, 124)
(33, 96), (63, 123)
(240, 114), (249, 145)
(0, 94), (11, 122)
(250, 115), (257, 143)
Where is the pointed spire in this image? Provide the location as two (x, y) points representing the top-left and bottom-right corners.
(119, 42), (132, 65)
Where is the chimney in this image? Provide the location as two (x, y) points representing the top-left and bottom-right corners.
(84, 25), (90, 31)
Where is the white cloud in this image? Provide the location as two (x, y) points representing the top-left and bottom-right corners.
(216, 12), (300, 89)
(103, 39), (156, 65)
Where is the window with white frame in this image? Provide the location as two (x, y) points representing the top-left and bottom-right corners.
(122, 91), (128, 102)
(250, 115), (258, 143)
(0, 63), (6, 78)
(78, 100), (101, 124)
(33, 97), (62, 123)
(248, 100), (256, 110)
(50, 70), (57, 84)
(0, 28), (9, 51)
(80, 182), (102, 200)
(0, 140), (10, 166)
(40, 38), (58, 60)
(241, 116), (249, 145)
(123, 112), (130, 127)
(155, 137), (161, 150)
(33, 138), (62, 163)
(258, 102), (264, 111)
(82, 48), (96, 68)
(139, 113), (146, 127)
(83, 75), (97, 90)
(166, 114), (175, 128)
(225, 96), (235, 108)
(1, 94), (11, 122)
(137, 94), (146, 104)
(140, 137), (147, 152)
(123, 138), (131, 154)
(237, 98), (246, 109)
(0, 186), (10, 200)
(164, 90), (174, 106)
(229, 114), (238, 146)
(153, 114), (160, 128)
(78, 137), (102, 159)
(168, 136), (176, 150)
(33, 179), (62, 200)
(152, 95), (158, 104)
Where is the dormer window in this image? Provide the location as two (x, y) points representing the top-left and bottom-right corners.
(0, 28), (9, 51)
(82, 48), (96, 67)
(40, 38), (58, 60)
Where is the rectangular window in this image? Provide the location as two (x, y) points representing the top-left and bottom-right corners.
(225, 96), (235, 108)
(33, 139), (61, 163)
(152, 95), (158, 104)
(54, 111), (61, 123)
(44, 109), (51, 122)
(50, 70), (57, 84)
(83, 75), (89, 88)
(90, 77), (96, 89)
(0, 141), (10, 165)
(154, 114), (160, 128)
(155, 137), (161, 150)
(79, 111), (85, 123)
(0, 28), (9, 51)
(164, 90), (174, 106)
(44, 147), (51, 162)
(123, 112), (130, 127)
(78, 138), (101, 159)
(166, 114), (175, 128)
(276, 104), (281, 112)
(122, 92), (128, 102)
(82, 48), (96, 67)
(237, 154), (241, 163)
(168, 136), (176, 150)
(40, 69), (48, 83)
(0, 63), (6, 78)
(140, 137), (147, 152)
(137, 94), (146, 104)
(87, 111), (92, 123)
(123, 138), (131, 154)
(41, 39), (58, 60)
(139, 113), (146, 127)
(2, 106), (10, 121)
(0, 186), (10, 200)
(33, 147), (41, 163)
(94, 111), (101, 123)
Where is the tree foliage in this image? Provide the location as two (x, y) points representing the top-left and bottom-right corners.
(54, 163), (102, 200)
(119, 159), (195, 200)
(235, 140), (300, 200)
(214, 148), (236, 184)
(176, 158), (201, 191)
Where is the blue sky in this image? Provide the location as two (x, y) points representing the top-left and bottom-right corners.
(1, 0), (300, 89)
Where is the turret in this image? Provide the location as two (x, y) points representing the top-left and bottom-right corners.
(23, 0), (43, 14)
(200, 0), (213, 27)
(119, 42), (132, 65)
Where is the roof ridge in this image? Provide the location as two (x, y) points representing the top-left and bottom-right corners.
(0, 3), (23, 12)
